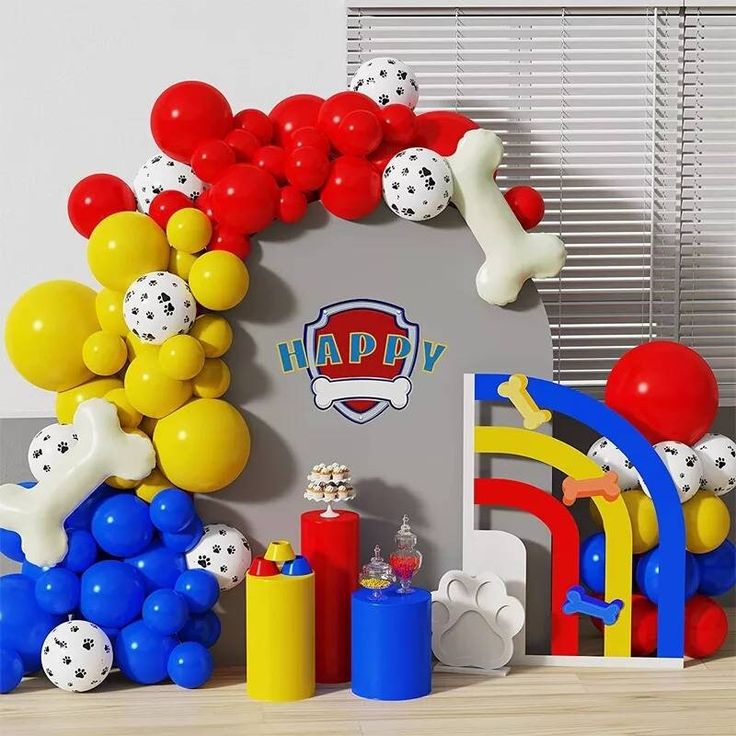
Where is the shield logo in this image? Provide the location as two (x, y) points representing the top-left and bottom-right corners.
(304, 299), (420, 424)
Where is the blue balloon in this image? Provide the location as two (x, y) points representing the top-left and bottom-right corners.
(21, 561), (49, 580)
(80, 560), (146, 628)
(125, 542), (186, 592)
(35, 568), (80, 615)
(0, 574), (63, 673)
(175, 569), (219, 613)
(115, 620), (177, 684)
(167, 642), (213, 689)
(61, 529), (98, 573)
(149, 488), (195, 533)
(142, 589), (189, 635)
(0, 648), (24, 694)
(162, 517), (204, 553)
(92, 494), (153, 557)
(580, 532), (606, 594)
(696, 539), (736, 596)
(65, 483), (113, 530)
(636, 546), (700, 604)
(178, 610), (221, 648)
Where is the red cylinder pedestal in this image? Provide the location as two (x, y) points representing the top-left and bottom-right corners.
(301, 509), (360, 683)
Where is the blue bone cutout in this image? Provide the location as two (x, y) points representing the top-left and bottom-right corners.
(562, 585), (623, 626)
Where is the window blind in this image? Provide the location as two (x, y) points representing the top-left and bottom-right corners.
(347, 4), (736, 404)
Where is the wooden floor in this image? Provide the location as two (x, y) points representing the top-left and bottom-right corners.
(3, 648), (734, 736)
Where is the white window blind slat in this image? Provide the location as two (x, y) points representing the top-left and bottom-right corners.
(348, 5), (736, 403)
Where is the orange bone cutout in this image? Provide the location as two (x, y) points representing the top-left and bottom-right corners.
(562, 471), (621, 507)
(497, 374), (551, 430)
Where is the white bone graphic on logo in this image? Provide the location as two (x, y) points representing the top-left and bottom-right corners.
(447, 129), (567, 307)
(0, 399), (155, 567)
(311, 376), (412, 411)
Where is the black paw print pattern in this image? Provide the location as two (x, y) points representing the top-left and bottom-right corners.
(227, 545), (236, 555)
(57, 441), (69, 454)
(663, 445), (679, 455)
(378, 93), (389, 105)
(33, 448), (42, 459)
(54, 637), (67, 649)
(62, 655), (72, 665)
(715, 457), (726, 469)
(685, 455), (697, 467)
(198, 555), (211, 568)
(70, 625), (79, 633)
(212, 544), (221, 554)
(220, 564), (228, 573)
(82, 638), (94, 651)
(75, 668), (86, 679)
(218, 529), (227, 536)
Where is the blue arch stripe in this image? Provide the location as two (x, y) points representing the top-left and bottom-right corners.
(474, 373), (685, 658)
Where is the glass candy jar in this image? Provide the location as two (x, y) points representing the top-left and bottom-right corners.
(359, 545), (394, 599)
(389, 515), (422, 593)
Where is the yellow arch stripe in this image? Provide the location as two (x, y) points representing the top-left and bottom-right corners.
(475, 426), (632, 657)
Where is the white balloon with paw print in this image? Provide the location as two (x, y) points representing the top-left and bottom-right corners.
(586, 437), (638, 490)
(350, 57), (419, 109)
(27, 423), (79, 481)
(133, 154), (203, 213)
(123, 271), (196, 345)
(694, 433), (736, 496)
(185, 523), (251, 591)
(382, 147), (453, 221)
(640, 441), (703, 503)
(41, 620), (113, 692)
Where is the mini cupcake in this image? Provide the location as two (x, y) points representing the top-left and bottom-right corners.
(337, 484), (351, 500)
(318, 464), (333, 482)
(333, 464), (350, 482)
(305, 483), (324, 500)
(323, 484), (337, 501)
(308, 463), (326, 483)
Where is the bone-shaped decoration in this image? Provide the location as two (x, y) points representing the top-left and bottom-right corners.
(0, 398), (155, 567)
(446, 129), (566, 307)
(431, 569), (525, 672)
(562, 470), (621, 507)
(311, 376), (412, 411)
(497, 374), (551, 430)
(562, 586), (623, 626)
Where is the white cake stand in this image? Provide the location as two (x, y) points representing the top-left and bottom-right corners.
(303, 488), (356, 518)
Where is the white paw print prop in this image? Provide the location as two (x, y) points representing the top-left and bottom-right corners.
(0, 399), (155, 566)
(350, 57), (419, 109)
(27, 423), (79, 480)
(431, 570), (524, 673)
(185, 523), (251, 591)
(694, 434), (736, 496)
(587, 436), (638, 491)
(382, 147), (453, 221)
(41, 620), (113, 692)
(123, 271), (196, 345)
(646, 441), (703, 503)
(447, 129), (566, 306)
(133, 154), (203, 213)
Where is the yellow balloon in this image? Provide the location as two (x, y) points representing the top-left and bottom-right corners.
(154, 399), (250, 493)
(5, 280), (99, 392)
(188, 251), (249, 311)
(621, 490), (659, 554)
(193, 358), (231, 398)
(168, 248), (198, 281)
(95, 288), (128, 336)
(135, 467), (171, 503)
(104, 387), (142, 429)
(107, 475), (138, 490)
(83, 331), (127, 376)
(124, 353), (192, 419)
(88, 211), (169, 291)
(189, 314), (233, 358)
(683, 490), (731, 553)
(56, 376), (123, 423)
(159, 335), (205, 381)
(166, 208), (212, 254)
(125, 331), (159, 362)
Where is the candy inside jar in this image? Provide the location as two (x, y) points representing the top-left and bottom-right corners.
(359, 545), (394, 599)
(389, 514), (422, 593)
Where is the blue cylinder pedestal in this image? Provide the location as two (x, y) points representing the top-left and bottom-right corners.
(351, 586), (431, 700)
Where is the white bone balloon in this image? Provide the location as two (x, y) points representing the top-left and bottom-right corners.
(693, 433), (736, 496)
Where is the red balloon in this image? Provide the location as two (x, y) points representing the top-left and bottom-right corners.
(504, 185), (545, 230)
(380, 104), (417, 146)
(278, 186), (308, 224)
(252, 145), (287, 184)
(605, 341), (719, 445)
(591, 593), (657, 656)
(269, 94), (324, 147)
(233, 108), (273, 145)
(414, 110), (479, 156)
(287, 126), (330, 157)
(368, 142), (404, 175)
(195, 188), (215, 219)
(67, 173), (136, 237)
(210, 164), (279, 234)
(191, 139), (236, 184)
(685, 595), (728, 658)
(333, 109), (382, 157)
(317, 92), (381, 146)
(150, 81), (234, 163)
(284, 146), (330, 192)
(209, 227), (251, 260)
(225, 129), (260, 162)
(148, 190), (193, 230)
(320, 156), (381, 221)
